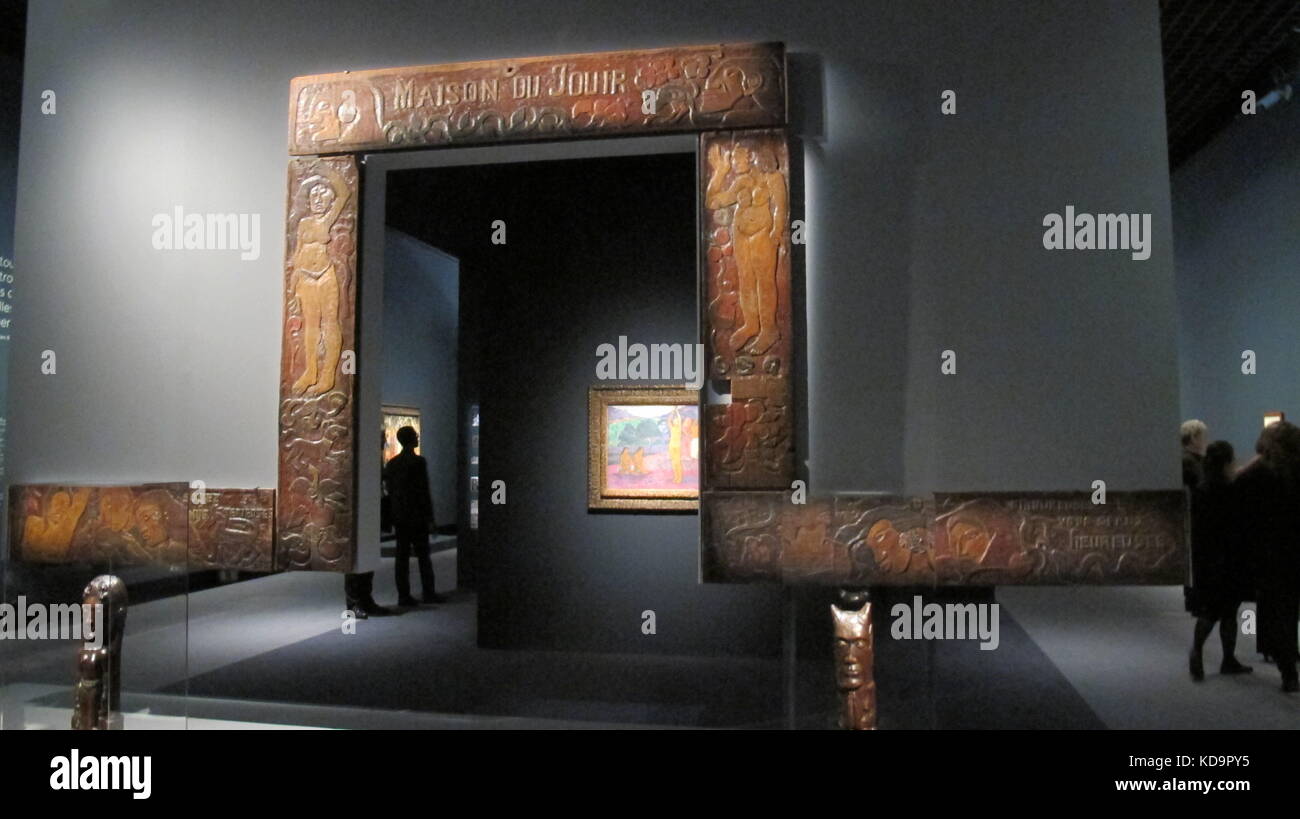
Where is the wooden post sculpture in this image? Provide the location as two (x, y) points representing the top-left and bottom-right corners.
(832, 588), (876, 730)
(72, 575), (128, 730)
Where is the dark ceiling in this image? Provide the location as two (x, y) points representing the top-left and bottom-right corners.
(1161, 0), (1300, 168)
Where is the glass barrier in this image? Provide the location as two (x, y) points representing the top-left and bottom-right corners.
(1, 485), (190, 730)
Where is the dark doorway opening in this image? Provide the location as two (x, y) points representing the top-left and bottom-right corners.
(328, 150), (790, 725)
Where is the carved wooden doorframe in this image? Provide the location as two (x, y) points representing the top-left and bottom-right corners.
(278, 42), (1186, 730)
(277, 42), (792, 572)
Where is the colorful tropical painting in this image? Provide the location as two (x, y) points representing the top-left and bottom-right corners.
(589, 388), (700, 510)
(605, 404), (700, 491)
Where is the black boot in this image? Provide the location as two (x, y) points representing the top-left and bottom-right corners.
(1220, 658), (1253, 674)
(344, 573), (369, 619)
(356, 571), (391, 617)
(345, 572), (391, 618)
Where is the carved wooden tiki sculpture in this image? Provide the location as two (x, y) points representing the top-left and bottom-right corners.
(72, 575), (128, 730)
(277, 156), (360, 571)
(831, 601), (877, 731)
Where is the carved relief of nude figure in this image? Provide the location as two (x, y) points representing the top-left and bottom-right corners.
(291, 164), (350, 396)
(21, 488), (90, 560)
(706, 140), (787, 356)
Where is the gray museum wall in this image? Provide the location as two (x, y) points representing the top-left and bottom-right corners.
(9, 0), (1180, 646)
(1174, 94), (1300, 463)
(381, 229), (458, 529)
(11, 0), (1180, 495)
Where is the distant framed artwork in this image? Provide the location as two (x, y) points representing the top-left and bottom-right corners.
(1264, 411), (1285, 428)
(382, 405), (421, 463)
(588, 387), (700, 511)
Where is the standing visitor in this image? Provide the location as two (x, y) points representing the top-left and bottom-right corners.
(1187, 440), (1251, 680)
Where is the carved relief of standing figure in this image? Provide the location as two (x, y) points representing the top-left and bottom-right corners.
(291, 164), (350, 396)
(72, 575), (128, 730)
(706, 141), (787, 356)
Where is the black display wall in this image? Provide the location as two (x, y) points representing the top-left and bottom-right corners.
(387, 154), (787, 656)
(0, 2), (24, 561)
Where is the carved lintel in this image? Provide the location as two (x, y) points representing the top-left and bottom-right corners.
(277, 155), (360, 572)
(8, 484), (276, 570)
(72, 575), (127, 731)
(701, 490), (1188, 586)
(930, 491), (1188, 585)
(289, 43), (786, 154)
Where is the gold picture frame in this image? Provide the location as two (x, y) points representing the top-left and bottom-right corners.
(588, 387), (701, 511)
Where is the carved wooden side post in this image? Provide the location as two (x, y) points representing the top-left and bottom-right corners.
(277, 155), (360, 572)
(72, 575), (127, 730)
(832, 588), (876, 730)
(701, 129), (794, 490)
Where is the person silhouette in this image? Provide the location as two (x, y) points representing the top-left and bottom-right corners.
(1186, 440), (1251, 680)
(1235, 421), (1300, 692)
(382, 425), (442, 606)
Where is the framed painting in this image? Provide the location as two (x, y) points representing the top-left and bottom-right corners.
(382, 405), (421, 464)
(588, 387), (700, 511)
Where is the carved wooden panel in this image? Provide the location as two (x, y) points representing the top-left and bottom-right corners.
(701, 490), (1188, 586)
(931, 491), (1187, 585)
(289, 43), (786, 155)
(701, 130), (794, 489)
(188, 488), (275, 571)
(10, 484), (190, 567)
(9, 484), (276, 570)
(277, 156), (359, 572)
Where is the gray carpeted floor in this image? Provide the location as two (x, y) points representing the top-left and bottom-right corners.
(159, 574), (1102, 729)
(22, 555), (1250, 729)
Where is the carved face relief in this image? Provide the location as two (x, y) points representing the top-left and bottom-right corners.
(949, 520), (993, 562)
(135, 502), (165, 547)
(867, 518), (910, 573)
(98, 488), (134, 531)
(732, 144), (752, 174)
(831, 605), (872, 690)
(834, 636), (866, 689)
(308, 183), (335, 216)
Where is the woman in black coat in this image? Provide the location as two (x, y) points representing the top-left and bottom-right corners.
(1234, 422), (1300, 693)
(1187, 440), (1252, 680)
